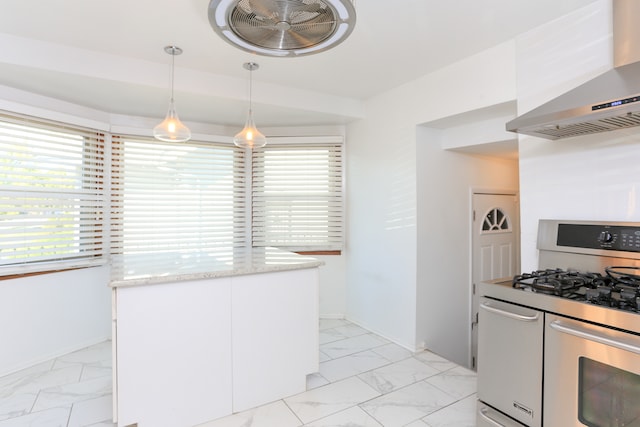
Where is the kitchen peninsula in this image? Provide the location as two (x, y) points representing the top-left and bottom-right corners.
(110, 247), (323, 427)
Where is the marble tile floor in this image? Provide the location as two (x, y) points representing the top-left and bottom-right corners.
(0, 319), (477, 427)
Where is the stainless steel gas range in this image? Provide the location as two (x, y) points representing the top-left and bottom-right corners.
(477, 219), (640, 427)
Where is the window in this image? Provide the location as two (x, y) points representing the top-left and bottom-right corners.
(0, 108), (343, 279)
(579, 357), (640, 426)
(110, 136), (343, 278)
(110, 136), (246, 278)
(0, 113), (105, 275)
(252, 139), (343, 251)
(481, 207), (511, 233)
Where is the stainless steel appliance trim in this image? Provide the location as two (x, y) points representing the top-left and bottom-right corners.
(480, 302), (540, 322)
(480, 219), (640, 426)
(537, 219), (640, 260)
(479, 407), (508, 427)
(480, 280), (640, 335)
(549, 319), (640, 355)
(543, 313), (640, 426)
(505, 0), (640, 140)
(477, 403), (527, 427)
(478, 297), (543, 427)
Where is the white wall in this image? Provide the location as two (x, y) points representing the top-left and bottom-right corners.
(0, 91), (114, 377)
(346, 41), (520, 354)
(345, 115), (419, 347)
(0, 267), (112, 376)
(416, 128), (518, 366)
(516, 0), (640, 270)
(315, 254), (347, 317)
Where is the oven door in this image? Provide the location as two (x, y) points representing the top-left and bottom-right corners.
(478, 297), (543, 427)
(544, 313), (640, 426)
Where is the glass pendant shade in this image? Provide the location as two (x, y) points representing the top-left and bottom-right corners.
(153, 98), (191, 142)
(234, 109), (266, 148)
(154, 46), (191, 143)
(234, 62), (266, 149)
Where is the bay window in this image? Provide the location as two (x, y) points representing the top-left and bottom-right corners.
(0, 109), (343, 278)
(0, 113), (105, 275)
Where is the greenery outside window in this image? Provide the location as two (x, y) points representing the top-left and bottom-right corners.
(0, 113), (106, 276)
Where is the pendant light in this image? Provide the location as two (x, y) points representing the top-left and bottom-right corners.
(234, 62), (266, 149)
(153, 45), (191, 142)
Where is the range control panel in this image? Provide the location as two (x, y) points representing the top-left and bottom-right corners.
(557, 224), (640, 253)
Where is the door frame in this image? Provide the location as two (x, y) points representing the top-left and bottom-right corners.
(468, 187), (520, 369)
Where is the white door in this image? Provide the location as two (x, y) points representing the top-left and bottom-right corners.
(470, 192), (519, 369)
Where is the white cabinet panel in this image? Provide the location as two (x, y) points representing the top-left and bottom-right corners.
(115, 279), (233, 427)
(113, 267), (320, 426)
(232, 268), (319, 412)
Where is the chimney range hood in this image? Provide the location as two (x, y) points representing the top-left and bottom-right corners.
(506, 0), (640, 140)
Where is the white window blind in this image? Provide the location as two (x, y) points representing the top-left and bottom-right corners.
(110, 136), (246, 278)
(252, 141), (343, 251)
(0, 113), (106, 275)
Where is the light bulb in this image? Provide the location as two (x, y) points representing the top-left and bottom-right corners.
(153, 99), (191, 142)
(234, 111), (266, 149)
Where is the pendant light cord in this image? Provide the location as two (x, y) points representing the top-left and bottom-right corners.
(170, 48), (175, 103)
(248, 66), (253, 115)
(243, 62), (259, 115)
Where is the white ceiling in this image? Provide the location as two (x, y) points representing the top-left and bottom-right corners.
(0, 0), (598, 129)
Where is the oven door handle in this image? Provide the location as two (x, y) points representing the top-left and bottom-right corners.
(480, 302), (540, 322)
(478, 407), (508, 426)
(550, 320), (640, 355)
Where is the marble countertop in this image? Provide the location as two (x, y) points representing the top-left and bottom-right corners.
(109, 247), (324, 288)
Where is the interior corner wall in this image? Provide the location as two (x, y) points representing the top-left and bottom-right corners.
(345, 40), (518, 352)
(0, 267), (112, 377)
(516, 0), (640, 271)
(416, 127), (519, 366)
(345, 114), (419, 348)
(316, 254), (347, 318)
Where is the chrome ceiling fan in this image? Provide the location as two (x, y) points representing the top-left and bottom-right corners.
(208, 0), (356, 57)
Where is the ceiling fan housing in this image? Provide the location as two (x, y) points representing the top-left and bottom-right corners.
(208, 0), (356, 57)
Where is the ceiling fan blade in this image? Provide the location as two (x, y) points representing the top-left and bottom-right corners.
(287, 1), (328, 22)
(246, 0), (279, 20)
(294, 1), (323, 13)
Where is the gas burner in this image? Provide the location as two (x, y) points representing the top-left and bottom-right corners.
(617, 289), (640, 312)
(585, 286), (613, 306)
(513, 268), (640, 313)
(513, 269), (589, 296)
(606, 266), (640, 288)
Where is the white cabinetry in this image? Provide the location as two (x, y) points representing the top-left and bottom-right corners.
(112, 267), (319, 427)
(232, 269), (319, 412)
(114, 277), (233, 427)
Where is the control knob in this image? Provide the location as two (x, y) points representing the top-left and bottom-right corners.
(598, 231), (614, 243)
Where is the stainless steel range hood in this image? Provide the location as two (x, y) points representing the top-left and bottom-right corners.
(506, 0), (640, 140)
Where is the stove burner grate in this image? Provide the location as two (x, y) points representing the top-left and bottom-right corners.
(512, 268), (640, 313)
